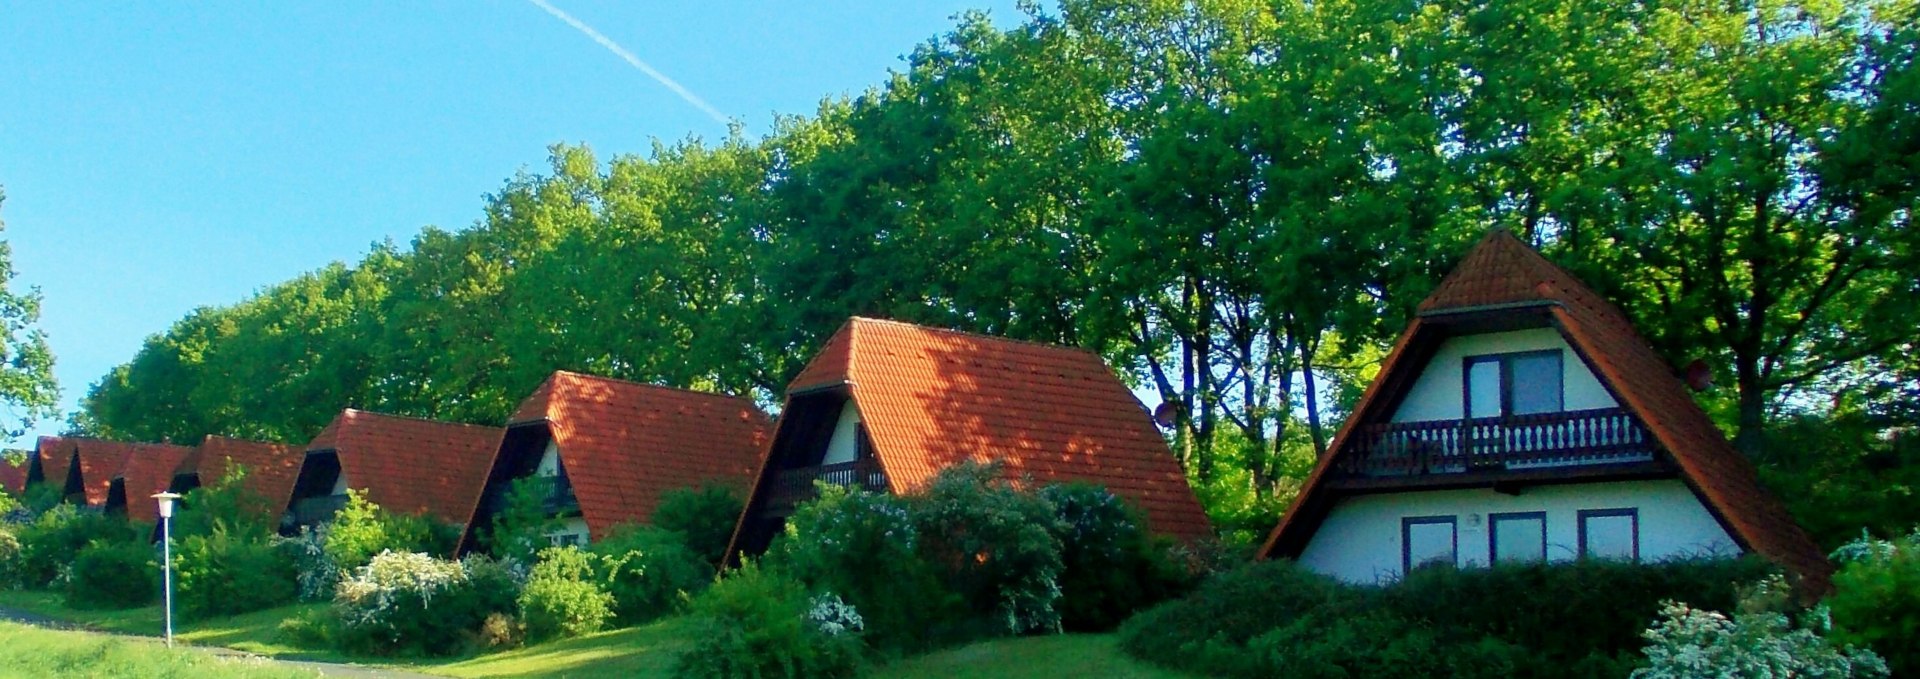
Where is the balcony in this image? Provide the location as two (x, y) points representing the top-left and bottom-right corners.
(764, 459), (889, 514)
(536, 474), (581, 515)
(289, 494), (349, 526)
(1336, 407), (1656, 479)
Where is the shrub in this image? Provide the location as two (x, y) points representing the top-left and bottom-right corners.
(651, 484), (745, 566)
(481, 476), (562, 564)
(478, 612), (524, 650)
(174, 465), (278, 539)
(1120, 557), (1772, 678)
(1828, 530), (1920, 676)
(591, 524), (712, 624)
(1632, 601), (1888, 678)
(0, 527), (22, 589)
(675, 561), (862, 679)
(517, 547), (614, 642)
(275, 606), (340, 648)
(15, 505), (139, 588)
(1041, 483), (1191, 631)
(289, 525), (339, 601)
(909, 463), (1066, 635)
(323, 490), (453, 573)
(332, 550), (498, 656)
(66, 540), (158, 610)
(173, 527), (298, 619)
(773, 483), (958, 654)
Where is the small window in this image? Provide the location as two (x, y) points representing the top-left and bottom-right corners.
(1579, 509), (1639, 561)
(1464, 351), (1564, 418)
(1489, 512), (1547, 564)
(1403, 516), (1458, 574)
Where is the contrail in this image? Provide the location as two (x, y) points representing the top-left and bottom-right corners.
(526, 0), (731, 125)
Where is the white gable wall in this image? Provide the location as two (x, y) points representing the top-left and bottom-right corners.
(1297, 479), (1740, 584)
(330, 469), (351, 496)
(821, 402), (861, 465)
(1391, 328), (1616, 422)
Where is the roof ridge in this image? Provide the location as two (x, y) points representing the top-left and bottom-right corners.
(848, 316), (1101, 360)
(550, 370), (760, 405)
(340, 408), (501, 431)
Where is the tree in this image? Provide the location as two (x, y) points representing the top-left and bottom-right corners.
(0, 188), (60, 440)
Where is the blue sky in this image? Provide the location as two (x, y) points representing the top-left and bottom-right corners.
(0, 1), (1022, 445)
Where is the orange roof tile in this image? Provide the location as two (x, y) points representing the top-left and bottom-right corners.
(0, 456), (25, 495)
(72, 439), (139, 507)
(1259, 230), (1833, 590)
(194, 435), (304, 519)
(113, 443), (195, 523)
(502, 371), (772, 539)
(34, 436), (74, 490)
(305, 409), (503, 526)
(769, 317), (1213, 542)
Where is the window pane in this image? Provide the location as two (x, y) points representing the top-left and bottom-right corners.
(1406, 520), (1456, 572)
(1582, 513), (1637, 560)
(1467, 361), (1502, 418)
(1492, 516), (1546, 563)
(1509, 353), (1563, 415)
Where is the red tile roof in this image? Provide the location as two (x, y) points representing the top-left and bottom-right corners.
(1258, 230), (1833, 590)
(194, 436), (305, 519)
(72, 439), (139, 507)
(113, 443), (195, 523)
(305, 409), (503, 526)
(0, 455), (25, 494)
(34, 436), (74, 490)
(775, 317), (1213, 542)
(503, 371), (773, 539)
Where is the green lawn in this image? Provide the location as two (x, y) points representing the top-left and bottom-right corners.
(0, 620), (321, 679)
(0, 590), (1180, 678)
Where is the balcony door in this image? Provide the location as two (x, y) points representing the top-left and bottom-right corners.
(1464, 351), (1563, 459)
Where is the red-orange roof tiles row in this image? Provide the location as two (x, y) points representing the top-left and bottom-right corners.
(313, 409), (503, 524)
(113, 442), (195, 523)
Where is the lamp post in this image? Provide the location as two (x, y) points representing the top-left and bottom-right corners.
(152, 492), (181, 648)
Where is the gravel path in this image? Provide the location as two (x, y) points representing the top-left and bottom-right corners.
(0, 607), (447, 679)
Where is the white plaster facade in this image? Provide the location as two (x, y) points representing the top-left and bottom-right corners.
(1297, 479), (1740, 583)
(533, 439), (590, 546)
(536, 440), (561, 477)
(821, 402), (862, 465)
(330, 469), (351, 496)
(1390, 328), (1616, 423)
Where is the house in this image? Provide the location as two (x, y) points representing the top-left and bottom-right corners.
(25, 436), (77, 501)
(103, 442), (195, 523)
(464, 370), (772, 550)
(71, 439), (139, 509)
(170, 435), (305, 526)
(285, 409), (503, 532)
(728, 317), (1213, 559)
(1256, 231), (1832, 590)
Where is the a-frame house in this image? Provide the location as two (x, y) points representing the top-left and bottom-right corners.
(103, 442), (195, 523)
(285, 409), (503, 533)
(729, 317), (1212, 559)
(464, 371), (771, 550)
(1258, 231), (1831, 590)
(25, 436), (78, 502)
(169, 435), (305, 527)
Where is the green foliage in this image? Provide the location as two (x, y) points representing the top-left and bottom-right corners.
(16, 505), (139, 589)
(1758, 414), (1920, 548)
(0, 525), (23, 589)
(0, 189), (61, 439)
(322, 489), (451, 573)
(591, 524), (712, 624)
(331, 550), (512, 656)
(675, 561), (863, 679)
(65, 540), (157, 610)
(908, 464), (1066, 635)
(483, 476), (562, 564)
(18, 483), (60, 514)
(651, 484), (746, 567)
(773, 484), (958, 654)
(1120, 558), (1774, 678)
(1040, 483), (1192, 632)
(1633, 601), (1889, 678)
(517, 547), (615, 643)
(1828, 531), (1920, 676)
(174, 465), (278, 539)
(172, 527), (298, 619)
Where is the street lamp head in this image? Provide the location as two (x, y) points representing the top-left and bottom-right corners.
(151, 492), (182, 519)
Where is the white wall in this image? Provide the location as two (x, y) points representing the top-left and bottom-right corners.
(1296, 479), (1740, 584)
(1391, 328), (1615, 423)
(821, 402), (861, 465)
(536, 440), (561, 477)
(330, 469), (351, 496)
(545, 517), (591, 547)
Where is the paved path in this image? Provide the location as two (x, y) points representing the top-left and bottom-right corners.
(0, 607), (445, 679)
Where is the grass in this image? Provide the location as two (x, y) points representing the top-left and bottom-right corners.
(0, 620), (321, 678)
(0, 590), (1182, 678)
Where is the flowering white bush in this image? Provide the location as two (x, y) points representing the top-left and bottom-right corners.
(333, 550), (467, 631)
(1632, 600), (1888, 678)
(291, 525), (339, 602)
(808, 593), (865, 637)
(1829, 529), (1914, 566)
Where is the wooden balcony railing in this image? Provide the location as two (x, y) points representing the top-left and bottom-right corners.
(765, 459), (889, 512)
(1337, 407), (1654, 477)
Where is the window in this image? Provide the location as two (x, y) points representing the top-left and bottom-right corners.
(1489, 512), (1547, 563)
(1403, 516), (1458, 574)
(1579, 508), (1639, 561)
(1464, 351), (1564, 418)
